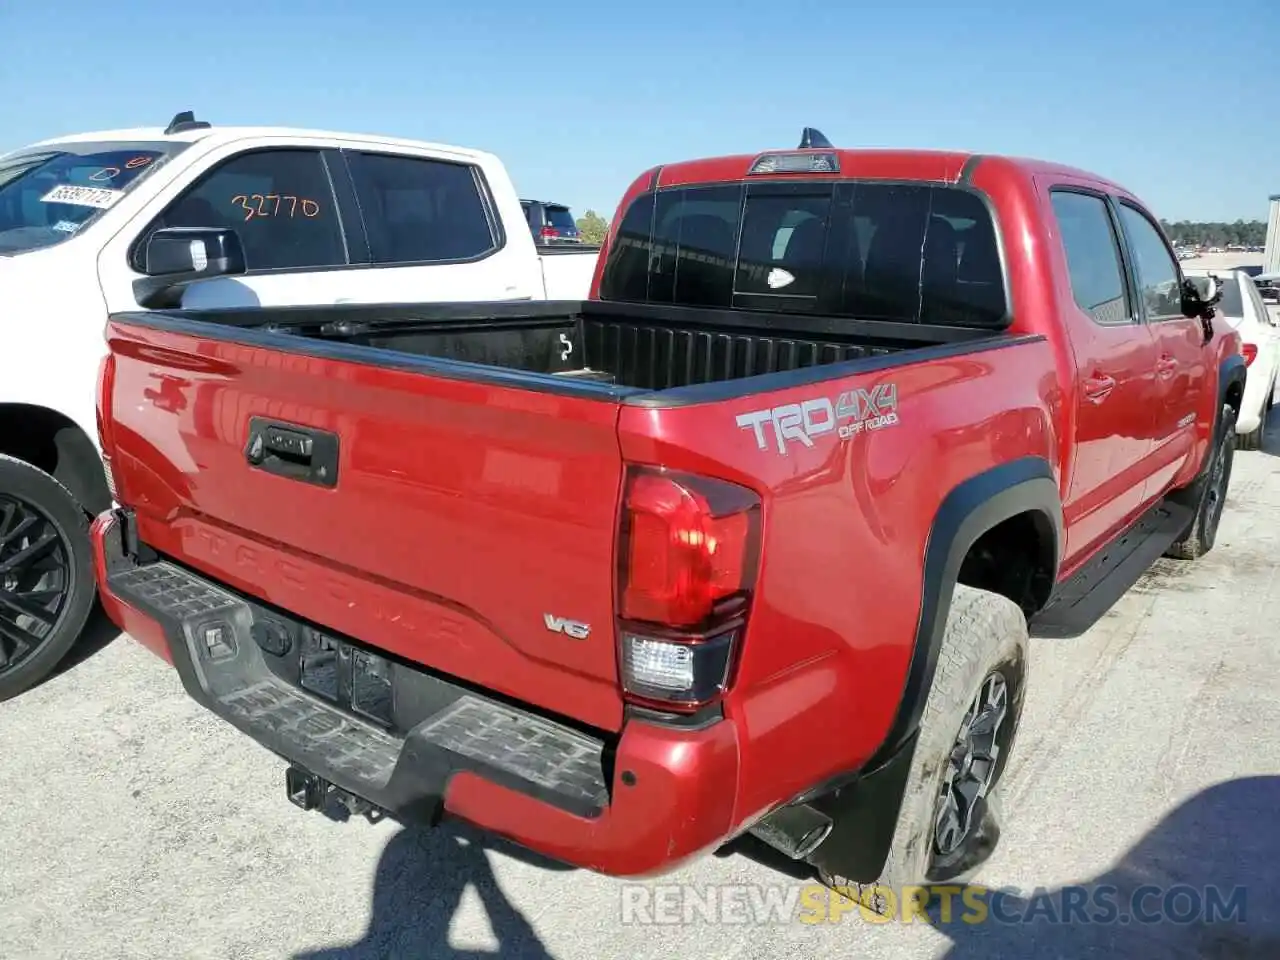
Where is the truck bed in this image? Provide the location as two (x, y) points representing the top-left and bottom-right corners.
(99, 296), (1038, 737)
(111, 299), (1007, 398)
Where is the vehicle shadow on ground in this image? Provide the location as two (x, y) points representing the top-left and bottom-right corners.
(293, 820), (571, 959)
(932, 775), (1280, 958)
(47, 599), (120, 682)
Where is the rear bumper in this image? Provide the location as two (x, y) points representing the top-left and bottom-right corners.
(90, 509), (740, 877)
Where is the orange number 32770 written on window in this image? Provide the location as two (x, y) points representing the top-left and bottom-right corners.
(231, 195), (321, 221)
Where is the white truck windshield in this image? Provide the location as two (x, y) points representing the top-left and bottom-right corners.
(0, 142), (180, 255)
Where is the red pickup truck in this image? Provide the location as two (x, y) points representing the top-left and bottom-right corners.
(89, 130), (1243, 898)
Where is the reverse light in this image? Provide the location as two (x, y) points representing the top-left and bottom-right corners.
(620, 630), (738, 706)
(1242, 343), (1257, 367)
(616, 466), (762, 710)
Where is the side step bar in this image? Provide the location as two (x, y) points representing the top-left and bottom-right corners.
(1030, 499), (1194, 639)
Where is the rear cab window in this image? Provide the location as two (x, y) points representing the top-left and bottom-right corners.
(545, 205), (577, 231)
(1215, 274), (1245, 321)
(599, 178), (1008, 328)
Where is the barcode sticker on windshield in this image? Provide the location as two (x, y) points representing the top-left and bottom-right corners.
(40, 184), (125, 209)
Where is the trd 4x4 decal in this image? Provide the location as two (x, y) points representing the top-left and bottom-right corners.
(735, 383), (899, 455)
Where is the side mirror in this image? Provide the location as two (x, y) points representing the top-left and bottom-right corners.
(134, 227), (247, 308)
(143, 226), (246, 278)
(1181, 275), (1220, 321)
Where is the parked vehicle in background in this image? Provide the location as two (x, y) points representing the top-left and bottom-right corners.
(522, 199), (583, 244)
(93, 130), (1243, 898)
(1185, 267), (1279, 448)
(0, 111), (599, 702)
(1253, 271), (1280, 303)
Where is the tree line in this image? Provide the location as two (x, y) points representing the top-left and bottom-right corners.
(1161, 220), (1268, 248)
(574, 210), (609, 245)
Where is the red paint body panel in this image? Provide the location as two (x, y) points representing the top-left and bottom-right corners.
(104, 326), (629, 732)
(617, 340), (1058, 819)
(97, 146), (1241, 877)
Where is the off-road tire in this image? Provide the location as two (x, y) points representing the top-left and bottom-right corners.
(818, 584), (1029, 910)
(1165, 404), (1236, 561)
(0, 454), (96, 703)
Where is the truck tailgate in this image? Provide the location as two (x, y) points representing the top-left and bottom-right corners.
(104, 319), (627, 732)
(538, 248), (600, 300)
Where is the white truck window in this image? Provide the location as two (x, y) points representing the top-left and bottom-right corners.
(346, 152), (497, 265)
(143, 149), (347, 272)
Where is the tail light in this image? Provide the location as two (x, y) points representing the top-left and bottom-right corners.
(1242, 343), (1257, 367)
(616, 466), (762, 711)
(539, 226), (559, 239)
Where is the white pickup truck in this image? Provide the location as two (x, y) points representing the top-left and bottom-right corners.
(0, 111), (600, 701)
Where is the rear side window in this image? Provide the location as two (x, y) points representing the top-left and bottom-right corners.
(147, 149), (346, 272)
(347, 152), (496, 264)
(1049, 190), (1131, 325)
(599, 180), (1007, 327)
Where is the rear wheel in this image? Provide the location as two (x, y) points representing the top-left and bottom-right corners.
(818, 584), (1029, 908)
(0, 455), (96, 703)
(1166, 404), (1236, 561)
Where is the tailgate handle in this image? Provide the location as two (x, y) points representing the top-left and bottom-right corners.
(245, 417), (339, 487)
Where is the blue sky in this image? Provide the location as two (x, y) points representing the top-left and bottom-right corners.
(2, 0), (1276, 222)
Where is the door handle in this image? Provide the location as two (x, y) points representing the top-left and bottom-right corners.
(245, 417), (339, 487)
(1083, 374), (1116, 403)
(1156, 356), (1178, 380)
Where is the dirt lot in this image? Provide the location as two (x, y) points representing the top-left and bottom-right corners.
(2, 414), (1279, 959)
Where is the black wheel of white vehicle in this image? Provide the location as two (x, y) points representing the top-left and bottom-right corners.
(1166, 404), (1236, 561)
(0, 455), (95, 703)
(818, 584), (1028, 907)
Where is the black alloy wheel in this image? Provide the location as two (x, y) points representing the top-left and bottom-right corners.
(933, 669), (1011, 858)
(0, 493), (74, 675)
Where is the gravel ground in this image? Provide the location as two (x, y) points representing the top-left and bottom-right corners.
(2, 412), (1279, 960)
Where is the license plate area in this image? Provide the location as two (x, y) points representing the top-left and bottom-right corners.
(298, 630), (395, 728)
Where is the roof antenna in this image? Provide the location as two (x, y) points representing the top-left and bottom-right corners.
(799, 127), (832, 149)
(165, 110), (212, 135)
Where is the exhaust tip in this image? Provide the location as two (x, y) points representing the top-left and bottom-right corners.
(748, 803), (834, 861)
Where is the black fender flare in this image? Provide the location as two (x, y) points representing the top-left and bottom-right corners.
(873, 454), (1062, 768)
(806, 456), (1062, 882)
(1218, 351), (1247, 417)
(1166, 352), (1246, 516)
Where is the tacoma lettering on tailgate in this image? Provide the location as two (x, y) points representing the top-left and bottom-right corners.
(735, 383), (899, 455)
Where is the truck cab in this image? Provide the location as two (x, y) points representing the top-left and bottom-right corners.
(0, 111), (599, 701)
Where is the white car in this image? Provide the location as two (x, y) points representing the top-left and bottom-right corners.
(0, 111), (599, 702)
(1185, 267), (1280, 449)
